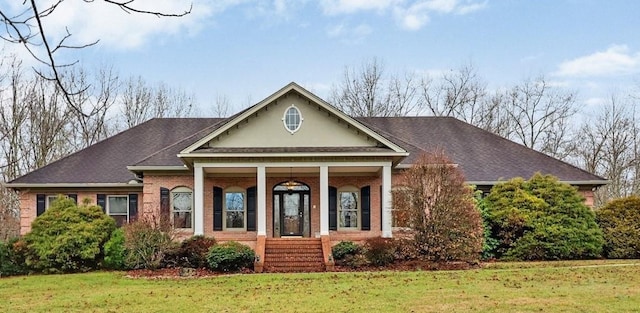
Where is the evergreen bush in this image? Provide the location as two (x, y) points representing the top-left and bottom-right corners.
(23, 197), (116, 273)
(206, 241), (254, 272)
(0, 238), (28, 276)
(103, 228), (127, 270)
(596, 196), (640, 259)
(484, 174), (604, 260)
(331, 241), (361, 260)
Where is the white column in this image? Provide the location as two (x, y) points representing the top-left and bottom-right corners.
(194, 163), (204, 236)
(320, 165), (329, 236)
(257, 165), (267, 236)
(381, 164), (393, 238)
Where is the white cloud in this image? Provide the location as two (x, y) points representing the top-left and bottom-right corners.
(326, 23), (372, 43)
(554, 45), (640, 77)
(392, 0), (487, 31)
(8, 0), (217, 51)
(320, 0), (399, 15)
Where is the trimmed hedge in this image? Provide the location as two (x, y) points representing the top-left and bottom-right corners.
(103, 228), (127, 270)
(483, 174), (604, 260)
(0, 238), (28, 276)
(23, 197), (116, 273)
(207, 241), (254, 272)
(596, 196), (640, 259)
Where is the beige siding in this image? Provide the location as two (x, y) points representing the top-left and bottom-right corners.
(210, 93), (378, 148)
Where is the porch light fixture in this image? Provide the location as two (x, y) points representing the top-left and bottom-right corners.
(284, 167), (303, 191)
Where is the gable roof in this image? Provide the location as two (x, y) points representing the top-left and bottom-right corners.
(357, 116), (606, 184)
(6, 84), (606, 188)
(179, 82), (407, 156)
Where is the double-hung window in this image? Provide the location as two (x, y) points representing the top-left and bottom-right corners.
(225, 189), (246, 229)
(338, 187), (359, 229)
(172, 187), (193, 229)
(107, 195), (129, 227)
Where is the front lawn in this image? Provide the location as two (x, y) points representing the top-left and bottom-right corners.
(1, 260), (639, 312)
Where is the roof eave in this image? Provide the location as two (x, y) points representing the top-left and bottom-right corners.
(466, 180), (609, 186)
(2, 182), (143, 189)
(178, 151), (410, 159)
(127, 165), (190, 172)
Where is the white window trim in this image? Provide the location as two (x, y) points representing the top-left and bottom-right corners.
(281, 104), (303, 134)
(106, 195), (129, 224)
(224, 187), (247, 231)
(46, 195), (60, 209)
(337, 186), (360, 231)
(171, 187), (194, 230)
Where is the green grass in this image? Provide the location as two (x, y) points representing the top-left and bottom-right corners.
(1, 260), (639, 312)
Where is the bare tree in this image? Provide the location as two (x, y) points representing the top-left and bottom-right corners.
(0, 1), (191, 112)
(118, 76), (197, 129)
(65, 66), (117, 149)
(210, 93), (232, 118)
(421, 64), (486, 119)
(577, 96), (639, 205)
(329, 58), (424, 117)
(503, 77), (577, 159)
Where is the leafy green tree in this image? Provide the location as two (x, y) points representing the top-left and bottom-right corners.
(596, 196), (640, 259)
(24, 197), (116, 273)
(393, 151), (483, 263)
(484, 174), (604, 260)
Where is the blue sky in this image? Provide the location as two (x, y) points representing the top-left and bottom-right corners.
(4, 0), (640, 113)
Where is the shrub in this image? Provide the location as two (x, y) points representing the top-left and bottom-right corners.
(207, 241), (255, 272)
(165, 235), (217, 268)
(331, 241), (361, 260)
(23, 197), (116, 273)
(393, 151), (484, 263)
(484, 174), (604, 260)
(103, 228), (127, 270)
(596, 196), (640, 259)
(363, 237), (395, 266)
(122, 218), (174, 270)
(476, 192), (499, 260)
(0, 238), (28, 276)
(392, 238), (420, 260)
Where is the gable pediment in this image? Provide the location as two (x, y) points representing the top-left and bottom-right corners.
(181, 83), (407, 156)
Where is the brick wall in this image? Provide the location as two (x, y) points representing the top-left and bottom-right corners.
(18, 190), (141, 235)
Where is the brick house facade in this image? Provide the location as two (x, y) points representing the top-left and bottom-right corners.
(5, 83), (606, 271)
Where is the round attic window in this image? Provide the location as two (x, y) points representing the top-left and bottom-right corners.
(282, 104), (303, 134)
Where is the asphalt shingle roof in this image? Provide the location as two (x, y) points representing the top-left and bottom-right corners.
(356, 116), (604, 183)
(10, 116), (605, 185)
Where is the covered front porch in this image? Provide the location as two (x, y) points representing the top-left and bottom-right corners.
(192, 161), (394, 238)
(191, 160), (394, 271)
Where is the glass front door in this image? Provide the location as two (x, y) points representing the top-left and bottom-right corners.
(273, 181), (310, 237)
(282, 193), (302, 236)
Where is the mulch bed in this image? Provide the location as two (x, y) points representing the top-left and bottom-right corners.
(127, 261), (477, 279)
(126, 267), (251, 279)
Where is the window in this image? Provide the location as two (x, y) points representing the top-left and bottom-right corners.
(46, 195), (59, 209)
(338, 187), (359, 229)
(171, 187), (193, 229)
(225, 189), (245, 229)
(107, 195), (129, 227)
(282, 104), (303, 134)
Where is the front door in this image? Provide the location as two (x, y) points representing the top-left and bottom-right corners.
(273, 181), (310, 237)
(282, 193), (302, 236)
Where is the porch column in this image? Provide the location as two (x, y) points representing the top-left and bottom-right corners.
(257, 165), (267, 236)
(381, 164), (392, 238)
(194, 163), (204, 235)
(320, 165), (329, 236)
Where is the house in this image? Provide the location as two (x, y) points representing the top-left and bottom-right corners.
(5, 82), (606, 271)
